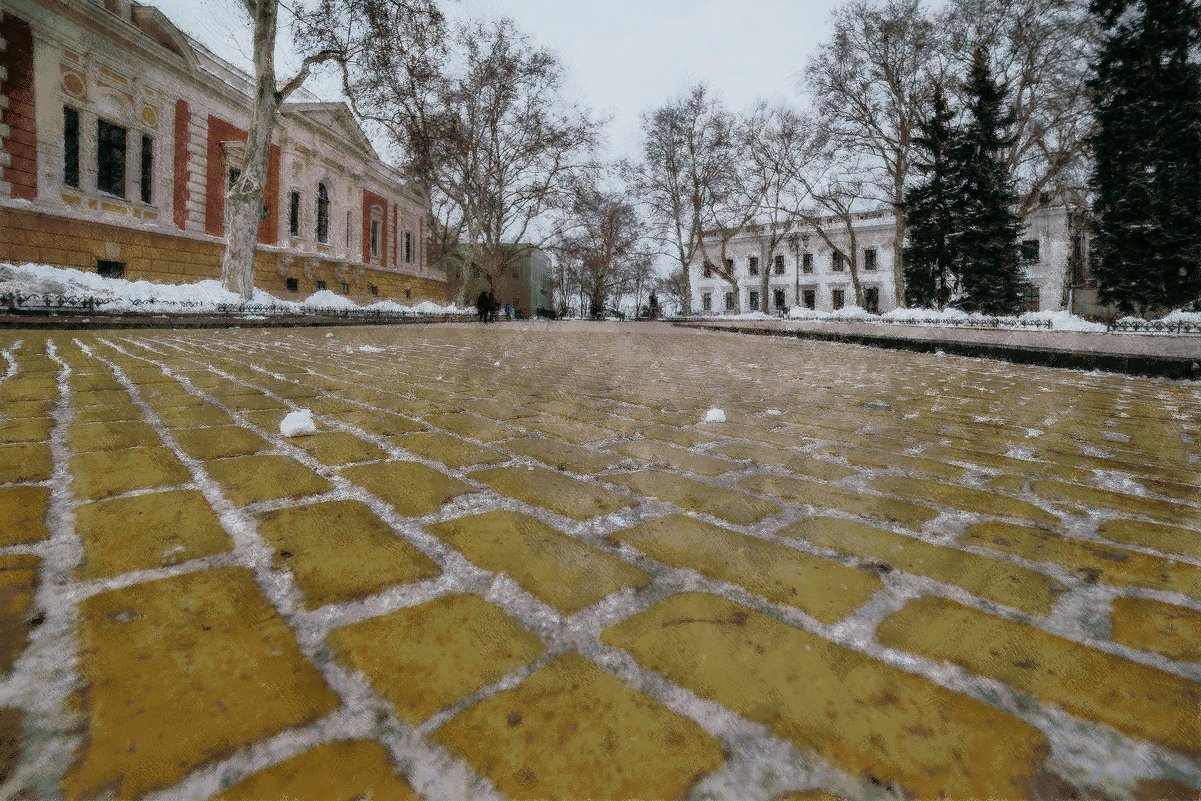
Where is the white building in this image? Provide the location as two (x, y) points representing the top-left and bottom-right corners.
(689, 205), (1074, 316)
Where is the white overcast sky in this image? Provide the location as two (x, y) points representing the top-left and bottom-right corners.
(152, 0), (843, 161)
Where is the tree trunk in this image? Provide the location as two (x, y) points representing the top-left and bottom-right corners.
(679, 261), (692, 315)
(892, 207), (907, 310)
(760, 241), (770, 316)
(221, 0), (281, 301)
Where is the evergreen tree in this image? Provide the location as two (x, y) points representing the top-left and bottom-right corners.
(1088, 0), (1201, 314)
(953, 48), (1026, 315)
(903, 87), (961, 309)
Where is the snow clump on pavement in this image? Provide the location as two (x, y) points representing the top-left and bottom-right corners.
(358, 345), (385, 353)
(703, 408), (727, 423)
(280, 409), (317, 437)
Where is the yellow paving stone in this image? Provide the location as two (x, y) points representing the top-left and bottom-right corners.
(985, 474), (1030, 494)
(238, 408), (292, 432)
(205, 455), (332, 506)
(0, 443), (52, 483)
(925, 446), (1090, 483)
(962, 521), (1201, 601)
(1111, 597), (1201, 662)
(342, 460), (472, 516)
(876, 595), (1201, 757)
(68, 420), (159, 453)
(328, 408), (426, 436)
(218, 392), (288, 411)
(173, 425), (270, 460)
(0, 400), (56, 420)
(0, 379), (58, 403)
(70, 447), (190, 500)
(393, 431), (506, 469)
(830, 447), (968, 481)
(212, 739), (420, 801)
(609, 439), (736, 477)
(0, 485), (49, 546)
(152, 403), (234, 428)
(779, 516), (1066, 616)
(0, 416), (52, 444)
(602, 592), (1051, 800)
(609, 470), (780, 526)
(869, 476), (1060, 526)
(69, 373), (124, 392)
(429, 511), (649, 614)
(471, 465), (637, 520)
(70, 388), (130, 408)
(426, 411), (513, 442)
(1032, 479), (1201, 527)
(258, 500), (440, 609)
(0, 707), (20, 788)
(74, 490), (231, 579)
(1096, 518), (1201, 560)
(736, 474), (937, 529)
(713, 442), (856, 482)
(435, 653), (724, 801)
(517, 414), (615, 445)
(71, 400), (143, 424)
(288, 431), (387, 466)
(641, 423), (717, 448)
(610, 514), (882, 623)
(328, 593), (544, 723)
(502, 437), (623, 474)
(304, 396), (366, 416)
(61, 567), (340, 800)
(0, 554), (38, 674)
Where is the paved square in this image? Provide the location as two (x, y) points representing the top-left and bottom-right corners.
(0, 321), (1199, 800)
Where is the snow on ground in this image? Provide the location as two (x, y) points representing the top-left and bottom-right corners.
(0, 263), (471, 315)
(703, 408), (726, 423)
(279, 408), (317, 436)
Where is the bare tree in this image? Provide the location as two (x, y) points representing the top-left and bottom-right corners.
(324, 14), (598, 303)
(798, 153), (873, 309)
(942, 0), (1096, 214)
(222, 0), (353, 299)
(636, 84), (754, 315)
(806, 0), (943, 307)
(556, 178), (644, 318)
(659, 266), (688, 316)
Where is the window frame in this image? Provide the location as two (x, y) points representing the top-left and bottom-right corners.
(96, 117), (128, 198)
(863, 248), (877, 272)
(63, 106), (80, 189)
(288, 190), (301, 237)
(802, 253), (813, 273)
(701, 292), (712, 311)
(404, 231), (413, 263)
(773, 254), (785, 275)
(748, 290), (760, 311)
(748, 255), (759, 277)
(139, 134), (153, 204)
(316, 183), (330, 243)
(724, 291), (736, 311)
(832, 288), (845, 310)
(1021, 239), (1041, 264)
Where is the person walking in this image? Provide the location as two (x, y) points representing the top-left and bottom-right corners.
(487, 290), (499, 323)
(476, 290), (490, 323)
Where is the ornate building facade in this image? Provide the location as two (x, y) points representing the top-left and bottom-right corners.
(0, 0), (445, 303)
(689, 205), (1083, 317)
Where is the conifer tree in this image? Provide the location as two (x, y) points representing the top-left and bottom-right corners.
(903, 87), (961, 309)
(1088, 0), (1201, 314)
(953, 48), (1026, 315)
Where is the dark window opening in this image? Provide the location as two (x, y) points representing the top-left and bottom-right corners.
(369, 284), (379, 296)
(1022, 283), (1040, 311)
(340, 282), (350, 294)
(316, 183), (330, 243)
(63, 107), (80, 188)
(724, 292), (736, 311)
(140, 135), (153, 203)
(228, 167), (241, 189)
(97, 119), (127, 197)
(864, 286), (880, 313)
(864, 248), (877, 271)
(702, 293), (712, 311)
(289, 191), (300, 237)
(285, 278), (299, 292)
(96, 260), (125, 279)
(831, 251), (845, 272)
(748, 256), (759, 276)
(404, 288), (412, 299)
(802, 253), (813, 273)
(1021, 239), (1040, 263)
(803, 289), (816, 309)
(773, 288), (786, 309)
(370, 219), (380, 258)
(832, 288), (845, 310)
(724, 258), (734, 273)
(404, 231), (413, 263)
(749, 290), (760, 310)
(773, 254), (785, 275)
(702, 261), (713, 278)
(346, 210), (352, 246)
(316, 280), (327, 291)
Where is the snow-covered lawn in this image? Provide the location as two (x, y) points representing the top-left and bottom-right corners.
(0, 262), (472, 316)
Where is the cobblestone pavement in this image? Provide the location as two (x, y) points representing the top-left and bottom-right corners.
(1, 321), (1199, 801)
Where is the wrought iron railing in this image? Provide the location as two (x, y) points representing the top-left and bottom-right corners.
(672, 311), (1201, 334)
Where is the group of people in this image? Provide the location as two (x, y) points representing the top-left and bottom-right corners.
(475, 290), (528, 322)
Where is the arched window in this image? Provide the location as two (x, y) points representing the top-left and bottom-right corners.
(316, 182), (330, 243)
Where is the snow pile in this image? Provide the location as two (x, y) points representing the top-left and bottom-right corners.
(1016, 310), (1108, 333)
(787, 305), (872, 321)
(882, 306), (971, 323)
(302, 289), (358, 309)
(722, 311), (776, 321)
(1161, 309), (1201, 325)
(279, 409), (317, 437)
(358, 345), (385, 353)
(703, 408), (727, 423)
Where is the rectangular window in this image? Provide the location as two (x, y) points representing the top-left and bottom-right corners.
(831, 252), (845, 272)
(803, 289), (816, 309)
(285, 277), (299, 292)
(96, 119), (127, 197)
(774, 288), (786, 309)
(96, 260), (125, 279)
(316, 280), (327, 291)
(63, 107), (80, 188)
(140, 135), (153, 203)
(1021, 239), (1041, 263)
(1022, 283), (1040, 311)
(346, 211), (352, 246)
(773, 254), (785, 275)
(748, 256), (759, 276)
(702, 292), (712, 311)
(341, 282), (350, 294)
(289, 191), (301, 236)
(832, 289), (845, 310)
(228, 167), (241, 189)
(369, 284), (379, 297)
(749, 290), (760, 311)
(404, 231), (413, 263)
(702, 262), (713, 278)
(864, 286), (880, 313)
(724, 292), (736, 311)
(864, 248), (877, 271)
(370, 219), (381, 258)
(802, 253), (813, 273)
(724, 258), (734, 273)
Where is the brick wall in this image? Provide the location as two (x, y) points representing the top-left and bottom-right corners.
(0, 205), (447, 305)
(0, 13), (37, 200)
(204, 115), (280, 244)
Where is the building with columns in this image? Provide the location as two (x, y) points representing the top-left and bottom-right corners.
(689, 205), (1080, 317)
(0, 0), (445, 304)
